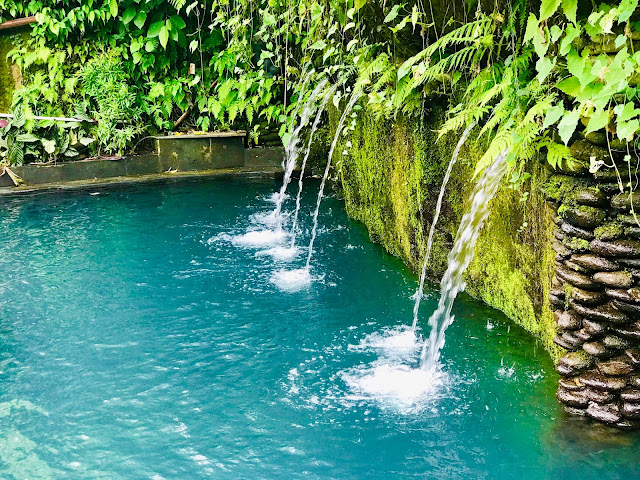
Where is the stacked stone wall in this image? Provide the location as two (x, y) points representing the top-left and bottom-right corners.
(547, 134), (640, 429)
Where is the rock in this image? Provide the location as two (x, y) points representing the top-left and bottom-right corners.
(585, 387), (617, 403)
(564, 259), (590, 273)
(570, 139), (612, 163)
(575, 188), (606, 207)
(580, 371), (627, 391)
(556, 386), (589, 407)
(554, 229), (567, 241)
(599, 183), (622, 195)
(621, 402), (640, 419)
(593, 271), (634, 288)
(603, 335), (632, 349)
(618, 214), (640, 225)
(562, 331), (584, 349)
(630, 375), (640, 387)
(613, 323), (640, 341)
(574, 329), (594, 342)
(560, 205), (606, 229)
(587, 402), (623, 424)
(554, 335), (579, 351)
(583, 342), (615, 358)
(561, 222), (594, 240)
(611, 191), (640, 211)
(625, 349), (640, 365)
(555, 310), (581, 330)
(591, 239), (640, 257)
(559, 376), (584, 391)
(563, 405), (588, 416)
(614, 418), (640, 430)
(595, 222), (625, 241)
(567, 286), (606, 305)
(571, 254), (620, 271)
(563, 237), (591, 253)
(554, 215), (563, 226)
(626, 226), (640, 239)
(553, 241), (571, 258)
(558, 352), (594, 372)
(611, 299), (640, 315)
(583, 318), (608, 336)
(570, 302), (629, 324)
(621, 388), (640, 403)
(550, 294), (565, 309)
(557, 267), (599, 290)
(597, 357), (635, 376)
(594, 168), (621, 182)
(605, 287), (640, 303)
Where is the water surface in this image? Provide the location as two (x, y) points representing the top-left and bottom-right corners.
(0, 177), (638, 479)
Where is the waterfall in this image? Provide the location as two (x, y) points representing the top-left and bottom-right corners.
(289, 83), (339, 248)
(272, 79), (328, 232)
(305, 90), (362, 269)
(420, 149), (510, 372)
(411, 122), (476, 333)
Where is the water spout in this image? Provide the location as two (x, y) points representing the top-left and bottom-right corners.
(272, 79), (328, 232)
(305, 90), (362, 269)
(420, 149), (510, 372)
(411, 122), (476, 333)
(289, 83), (339, 248)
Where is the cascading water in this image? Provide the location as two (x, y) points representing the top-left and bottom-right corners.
(289, 83), (339, 248)
(410, 122), (476, 333)
(270, 89), (361, 292)
(420, 150), (510, 372)
(305, 90), (362, 269)
(272, 79), (328, 231)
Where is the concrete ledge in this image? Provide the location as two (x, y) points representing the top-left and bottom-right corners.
(0, 166), (283, 197)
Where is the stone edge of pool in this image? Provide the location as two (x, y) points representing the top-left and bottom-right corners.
(0, 133), (286, 196)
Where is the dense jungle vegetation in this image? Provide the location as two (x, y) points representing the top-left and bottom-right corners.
(0, 0), (638, 181)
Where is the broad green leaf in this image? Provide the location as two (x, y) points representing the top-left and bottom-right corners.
(355, 0), (366, 10)
(614, 102), (640, 122)
(524, 13), (539, 43)
(189, 40), (198, 52)
(558, 109), (580, 145)
(615, 34), (627, 48)
(133, 11), (147, 29)
(536, 56), (556, 83)
(384, 4), (401, 23)
(109, 0), (118, 17)
(617, 119), (639, 141)
(560, 24), (581, 55)
(16, 133), (39, 143)
(561, 0), (577, 23)
(619, 0), (639, 22)
(122, 7), (136, 24)
(540, 0), (561, 21)
(550, 25), (563, 43)
(170, 15), (186, 30)
(411, 5), (419, 29)
(41, 138), (56, 154)
(585, 108), (610, 134)
(309, 40), (326, 50)
(543, 104), (565, 128)
(148, 21), (163, 38)
(159, 26), (169, 48)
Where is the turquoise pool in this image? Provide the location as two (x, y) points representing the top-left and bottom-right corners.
(0, 176), (638, 479)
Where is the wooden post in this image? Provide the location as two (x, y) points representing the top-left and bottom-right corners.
(0, 16), (37, 31)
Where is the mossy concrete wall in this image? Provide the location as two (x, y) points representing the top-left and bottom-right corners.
(0, 30), (26, 113)
(336, 105), (561, 358)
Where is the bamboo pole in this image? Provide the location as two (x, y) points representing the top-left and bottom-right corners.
(0, 113), (86, 122)
(0, 16), (37, 31)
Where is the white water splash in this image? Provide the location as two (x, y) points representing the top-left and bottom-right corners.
(351, 325), (421, 359)
(411, 122), (476, 333)
(270, 267), (313, 292)
(420, 150), (510, 372)
(255, 246), (300, 261)
(305, 90), (362, 268)
(231, 229), (287, 248)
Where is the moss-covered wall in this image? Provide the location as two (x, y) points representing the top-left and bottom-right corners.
(337, 104), (561, 359)
(0, 30), (25, 113)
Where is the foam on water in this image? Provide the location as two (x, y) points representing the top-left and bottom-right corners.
(270, 267), (313, 292)
(350, 326), (421, 359)
(231, 229), (287, 248)
(249, 210), (281, 227)
(255, 246), (300, 261)
(341, 362), (448, 413)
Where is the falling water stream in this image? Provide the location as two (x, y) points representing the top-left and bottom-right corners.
(410, 122), (476, 333)
(272, 79), (328, 231)
(305, 90), (362, 269)
(289, 83), (339, 248)
(420, 150), (510, 372)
